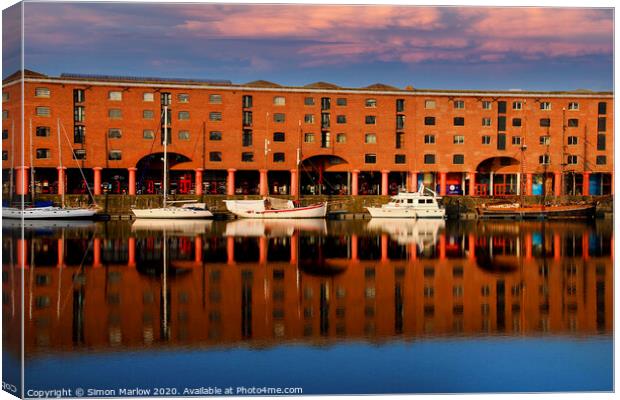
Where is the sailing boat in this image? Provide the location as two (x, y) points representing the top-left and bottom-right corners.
(131, 105), (213, 219)
(2, 119), (98, 219)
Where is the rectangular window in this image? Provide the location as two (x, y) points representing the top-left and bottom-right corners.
(108, 128), (122, 139)
(512, 101), (522, 110)
(498, 116), (506, 131)
(396, 115), (405, 129)
(36, 126), (50, 137)
(597, 117), (606, 132)
(424, 154), (436, 164)
(497, 101), (507, 113)
(540, 101), (551, 110)
(161, 128), (171, 145)
(2, 150), (8, 160)
(596, 155), (607, 165)
(512, 118), (522, 127)
(567, 136), (578, 145)
(365, 133), (377, 144)
(364, 154), (377, 164)
(365, 98), (377, 108)
(567, 155), (578, 165)
(365, 115), (376, 125)
(178, 130), (190, 141)
(273, 132), (285, 142)
(73, 106), (84, 122)
(108, 150), (122, 160)
(304, 97), (315, 106)
(36, 107), (51, 117)
(395, 154), (406, 164)
(453, 154), (464, 164)
(73, 149), (86, 160)
(321, 131), (331, 148)
(396, 99), (405, 112)
(73, 126), (85, 143)
(598, 102), (607, 114)
(454, 100), (464, 109)
(568, 118), (578, 127)
(2, 129), (8, 139)
(424, 134), (435, 144)
(540, 136), (551, 145)
(243, 111), (252, 125)
(242, 130), (253, 146)
(321, 97), (331, 110)
(540, 118), (550, 127)
(36, 148), (51, 159)
(424, 116), (435, 126)
(425, 100), (436, 109)
(497, 133), (506, 150)
(178, 93), (190, 103)
(242, 95), (252, 108)
(108, 91), (122, 101)
(2, 110), (7, 119)
(273, 152), (285, 162)
(597, 134), (606, 150)
(143, 92), (154, 102)
(482, 100), (492, 110)
(209, 152), (222, 162)
(274, 113), (285, 123)
(209, 131), (222, 141)
(304, 114), (315, 124)
(539, 154), (550, 165)
(143, 129), (154, 139)
(304, 133), (315, 143)
(108, 109), (122, 119)
(273, 96), (286, 106)
(482, 117), (491, 126)
(241, 152), (254, 162)
(35, 87), (50, 98)
(336, 98), (347, 106)
(395, 132), (404, 149)
(453, 135), (464, 144)
(453, 117), (465, 126)
(2, 92), (8, 102)
(161, 92), (171, 106)
(73, 89), (85, 103)
(178, 111), (190, 120)
(207, 112), (220, 121)
(482, 135), (491, 145)
(336, 133), (346, 143)
(336, 115), (346, 124)
(512, 136), (521, 145)
(143, 110), (154, 119)
(568, 102), (579, 110)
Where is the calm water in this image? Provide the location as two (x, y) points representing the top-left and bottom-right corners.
(2, 218), (613, 395)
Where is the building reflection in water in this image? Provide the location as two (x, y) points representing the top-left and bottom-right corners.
(1, 218), (613, 356)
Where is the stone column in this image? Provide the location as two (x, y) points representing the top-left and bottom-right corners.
(554, 172), (562, 196)
(439, 172), (447, 196)
(381, 170), (389, 196)
(469, 172), (476, 196)
(290, 169), (298, 197)
(489, 172), (494, 196)
(526, 173), (533, 196)
(582, 172), (590, 196)
(516, 173), (521, 195)
(127, 167), (137, 195)
(409, 171), (418, 193)
(57, 166), (66, 195)
(351, 169), (359, 196)
(259, 169), (268, 196)
(194, 168), (203, 195)
(227, 168), (236, 196)
(93, 167), (102, 195)
(15, 166), (29, 195)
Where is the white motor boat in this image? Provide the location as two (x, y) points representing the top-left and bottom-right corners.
(2, 206), (98, 220)
(365, 185), (446, 219)
(224, 197), (327, 219)
(131, 202), (213, 219)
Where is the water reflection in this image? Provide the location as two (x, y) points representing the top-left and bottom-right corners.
(2, 218), (612, 357)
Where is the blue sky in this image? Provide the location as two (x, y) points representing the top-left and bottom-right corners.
(2, 1), (614, 91)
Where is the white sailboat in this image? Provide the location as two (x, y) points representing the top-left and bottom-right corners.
(2, 119), (98, 219)
(131, 105), (213, 219)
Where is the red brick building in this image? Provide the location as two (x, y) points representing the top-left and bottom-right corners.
(2, 70), (614, 198)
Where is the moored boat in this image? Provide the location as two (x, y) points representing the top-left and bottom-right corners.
(365, 185), (446, 219)
(476, 202), (596, 219)
(131, 201), (213, 219)
(223, 197), (327, 219)
(2, 206), (98, 220)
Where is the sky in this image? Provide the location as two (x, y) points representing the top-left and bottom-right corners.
(1, 1), (615, 91)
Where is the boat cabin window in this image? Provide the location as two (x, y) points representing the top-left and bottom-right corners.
(408, 199), (413, 204)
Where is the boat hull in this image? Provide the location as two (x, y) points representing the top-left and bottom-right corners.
(476, 204), (596, 219)
(2, 207), (98, 220)
(131, 207), (213, 219)
(226, 202), (327, 219)
(366, 206), (446, 219)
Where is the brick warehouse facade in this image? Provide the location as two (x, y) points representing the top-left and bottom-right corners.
(1, 70), (614, 198)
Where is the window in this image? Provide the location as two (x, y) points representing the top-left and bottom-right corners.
(73, 89), (85, 103)
(365, 98), (377, 108)
(304, 114), (315, 124)
(304, 97), (314, 106)
(396, 99), (405, 112)
(540, 136), (551, 145)
(271, 96), (285, 106)
(364, 154), (377, 164)
(241, 152), (254, 162)
(243, 111), (252, 125)
(2, 110), (7, 119)
(454, 100), (464, 109)
(540, 101), (551, 110)
(209, 131), (222, 141)
(2, 129), (7, 139)
(365, 133), (377, 144)
(209, 152), (222, 162)
(178, 130), (190, 141)
(36, 126), (50, 137)
(568, 119), (578, 127)
(74, 126), (85, 143)
(396, 132), (404, 148)
(178, 93), (190, 103)
(568, 102), (579, 110)
(2, 151), (7, 160)
(336, 133), (346, 143)
(567, 155), (578, 165)
(143, 129), (154, 139)
(482, 135), (491, 145)
(304, 133), (315, 143)
(598, 102), (607, 115)
(396, 115), (405, 129)
(512, 136), (521, 145)
(143, 92), (154, 102)
(108, 109), (122, 119)
(161, 92), (171, 106)
(497, 133), (506, 150)
(274, 113), (285, 123)
(365, 116), (376, 125)
(597, 117), (606, 132)
(482, 100), (492, 110)
(35, 87), (50, 98)
(453, 135), (464, 144)
(108, 91), (122, 101)
(540, 118), (550, 127)
(453, 154), (464, 164)
(424, 116), (435, 126)
(242, 95), (253, 108)
(178, 111), (190, 120)
(539, 154), (550, 165)
(498, 101), (507, 113)
(108, 128), (122, 139)
(206, 111), (221, 121)
(74, 106), (85, 122)
(512, 101), (522, 110)
(73, 149), (86, 160)
(482, 117), (491, 126)
(597, 134), (605, 150)
(453, 117), (465, 126)
(512, 118), (522, 127)
(2, 92), (8, 102)
(321, 97), (331, 110)
(336, 98), (347, 106)
(596, 155), (607, 165)
(108, 150), (122, 160)
(424, 134), (435, 144)
(242, 130), (252, 146)
(567, 136), (578, 145)
(273, 152), (285, 162)
(425, 100), (436, 109)
(273, 132), (285, 142)
(394, 154), (406, 164)
(143, 110), (154, 119)
(336, 115), (346, 124)
(424, 154), (436, 164)
(36, 107), (51, 117)
(36, 148), (50, 159)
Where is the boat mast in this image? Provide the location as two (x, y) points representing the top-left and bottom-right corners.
(163, 105), (168, 208)
(57, 118), (65, 208)
(29, 119), (35, 205)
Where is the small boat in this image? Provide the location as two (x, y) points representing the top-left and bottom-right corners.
(476, 202), (596, 219)
(365, 185), (446, 219)
(131, 201), (213, 219)
(2, 206), (98, 220)
(223, 197), (327, 219)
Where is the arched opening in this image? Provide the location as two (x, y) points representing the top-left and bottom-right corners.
(475, 157), (520, 196)
(299, 155), (349, 195)
(135, 152), (192, 195)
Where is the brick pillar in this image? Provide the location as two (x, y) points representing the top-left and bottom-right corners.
(259, 236), (268, 264)
(351, 169), (359, 196)
(290, 169), (298, 197)
(554, 172), (562, 196)
(468, 234), (476, 260)
(525, 234), (533, 260)
(194, 168), (203, 195)
(226, 236), (235, 265)
(350, 234), (359, 262)
(57, 238), (64, 268)
(469, 172), (476, 196)
(227, 168), (236, 196)
(581, 172), (590, 196)
(15, 166), (29, 195)
(381, 233), (389, 263)
(127, 167), (137, 195)
(290, 233), (298, 265)
(127, 237), (136, 267)
(381, 170), (389, 195)
(409, 171), (418, 193)
(56, 166), (66, 195)
(439, 172), (447, 196)
(526, 173), (533, 196)
(93, 238), (102, 268)
(93, 167), (102, 195)
(259, 169), (268, 196)
(194, 236), (202, 264)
